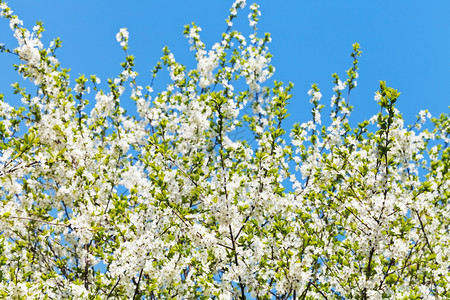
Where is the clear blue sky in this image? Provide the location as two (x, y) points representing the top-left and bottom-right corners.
(1, 0), (449, 127)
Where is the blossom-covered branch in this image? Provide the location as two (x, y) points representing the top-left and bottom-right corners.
(0, 0), (448, 299)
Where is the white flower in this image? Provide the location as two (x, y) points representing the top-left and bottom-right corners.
(313, 91), (322, 100)
(116, 28), (129, 47)
(9, 17), (23, 30)
(337, 79), (346, 90)
(374, 92), (381, 102)
(74, 83), (84, 93)
(16, 44), (40, 65)
(419, 110), (431, 123)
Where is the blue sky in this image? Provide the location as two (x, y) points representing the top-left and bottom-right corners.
(1, 0), (449, 128)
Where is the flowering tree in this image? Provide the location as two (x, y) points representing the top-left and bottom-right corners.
(0, 0), (448, 299)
